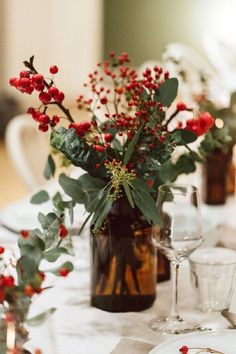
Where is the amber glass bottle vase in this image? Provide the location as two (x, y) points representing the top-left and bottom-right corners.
(90, 196), (157, 312)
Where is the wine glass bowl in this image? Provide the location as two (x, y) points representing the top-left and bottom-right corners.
(149, 184), (203, 334)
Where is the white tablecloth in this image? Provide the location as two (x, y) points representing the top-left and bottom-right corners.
(0, 195), (236, 354)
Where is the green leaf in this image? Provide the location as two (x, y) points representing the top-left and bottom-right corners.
(43, 247), (69, 262)
(50, 128), (107, 179)
(154, 78), (178, 106)
(140, 88), (149, 100)
(124, 125), (143, 165)
(38, 212), (60, 230)
(16, 255), (40, 283)
(123, 180), (134, 208)
(158, 154), (196, 183)
(130, 178), (154, 192)
(19, 244), (43, 263)
(30, 190), (49, 204)
(132, 189), (161, 224)
(26, 308), (56, 326)
(18, 232), (45, 251)
(43, 154), (56, 180)
(91, 195), (112, 230)
(50, 261), (74, 276)
(172, 129), (197, 145)
(59, 173), (106, 212)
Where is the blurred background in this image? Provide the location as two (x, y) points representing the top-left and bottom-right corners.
(1, 0), (236, 207)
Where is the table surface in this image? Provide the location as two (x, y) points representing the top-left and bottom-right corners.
(0, 194), (236, 354)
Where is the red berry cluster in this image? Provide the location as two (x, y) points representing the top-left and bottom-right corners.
(10, 52), (215, 174)
(185, 112), (214, 136)
(10, 62), (66, 132)
(0, 275), (15, 303)
(73, 52), (174, 160)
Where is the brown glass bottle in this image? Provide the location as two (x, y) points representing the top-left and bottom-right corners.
(90, 196), (157, 312)
(226, 147), (235, 195)
(203, 148), (229, 205)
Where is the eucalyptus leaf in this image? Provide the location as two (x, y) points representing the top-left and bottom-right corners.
(18, 232), (45, 252)
(43, 154), (56, 180)
(43, 247), (69, 262)
(50, 261), (74, 276)
(26, 308), (56, 326)
(30, 190), (49, 204)
(38, 212), (60, 230)
(59, 173), (106, 212)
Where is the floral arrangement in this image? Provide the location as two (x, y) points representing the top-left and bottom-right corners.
(4, 52), (217, 348)
(10, 52), (214, 232)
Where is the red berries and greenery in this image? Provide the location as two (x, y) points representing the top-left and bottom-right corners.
(10, 52), (216, 231)
(0, 190), (74, 353)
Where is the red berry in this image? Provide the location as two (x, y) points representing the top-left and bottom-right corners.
(32, 74), (44, 86)
(59, 224), (69, 238)
(59, 268), (70, 277)
(146, 179), (154, 188)
(38, 114), (50, 125)
(1, 275), (15, 288)
(0, 247), (5, 254)
(48, 86), (59, 98)
(54, 91), (65, 103)
(35, 349), (42, 354)
(9, 77), (18, 86)
(39, 91), (52, 104)
(38, 124), (49, 132)
(159, 135), (165, 142)
(100, 97), (108, 105)
(177, 102), (187, 111)
(34, 287), (43, 294)
(20, 70), (30, 78)
(93, 144), (105, 152)
(52, 115), (60, 124)
(115, 86), (123, 95)
(0, 289), (5, 303)
(38, 271), (45, 281)
(20, 230), (29, 238)
(34, 83), (45, 92)
(24, 284), (34, 297)
(50, 65), (58, 74)
(104, 133), (113, 142)
(179, 345), (189, 354)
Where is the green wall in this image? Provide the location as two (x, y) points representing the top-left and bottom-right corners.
(104, 0), (215, 65)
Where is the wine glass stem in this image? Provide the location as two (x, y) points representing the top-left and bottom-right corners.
(171, 262), (181, 320)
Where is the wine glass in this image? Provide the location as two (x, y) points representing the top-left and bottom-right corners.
(149, 183), (203, 334)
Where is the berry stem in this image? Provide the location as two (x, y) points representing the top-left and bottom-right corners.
(165, 108), (193, 127)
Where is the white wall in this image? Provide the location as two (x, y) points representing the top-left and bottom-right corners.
(2, 0), (103, 106)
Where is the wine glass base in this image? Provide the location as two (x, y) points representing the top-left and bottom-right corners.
(148, 316), (201, 334)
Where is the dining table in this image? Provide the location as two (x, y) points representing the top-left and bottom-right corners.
(1, 187), (236, 354)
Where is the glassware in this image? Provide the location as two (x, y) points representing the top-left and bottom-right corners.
(149, 183), (203, 334)
(90, 195), (156, 312)
(189, 247), (236, 312)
